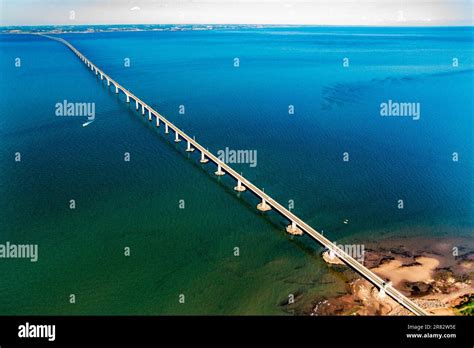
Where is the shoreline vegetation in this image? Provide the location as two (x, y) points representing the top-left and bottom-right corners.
(315, 237), (473, 316)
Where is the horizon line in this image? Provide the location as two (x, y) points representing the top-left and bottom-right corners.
(2, 23), (474, 28)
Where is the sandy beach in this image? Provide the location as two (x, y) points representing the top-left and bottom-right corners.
(372, 256), (440, 288)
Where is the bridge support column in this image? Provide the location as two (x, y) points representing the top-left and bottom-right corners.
(142, 105), (145, 115)
(286, 221), (303, 236)
(174, 132), (181, 143)
(148, 110), (152, 121)
(107, 79), (110, 86)
(186, 140), (195, 152)
(200, 152), (209, 164)
(377, 282), (390, 299)
(234, 179), (246, 192)
(165, 124), (169, 134)
(136, 100), (139, 110)
(215, 164), (225, 176)
(156, 116), (160, 127)
(115, 85), (119, 94)
(378, 286), (386, 299)
(95, 68), (98, 75)
(100, 73), (104, 80)
(257, 197), (272, 212)
(328, 247), (336, 260)
(126, 94), (130, 103)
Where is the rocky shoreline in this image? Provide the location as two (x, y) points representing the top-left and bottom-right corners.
(313, 237), (473, 316)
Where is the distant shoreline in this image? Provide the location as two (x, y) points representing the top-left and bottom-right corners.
(1, 24), (473, 35)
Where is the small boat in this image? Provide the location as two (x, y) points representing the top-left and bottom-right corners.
(82, 120), (93, 127)
(343, 219), (349, 224)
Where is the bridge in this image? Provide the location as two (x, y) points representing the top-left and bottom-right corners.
(41, 34), (428, 316)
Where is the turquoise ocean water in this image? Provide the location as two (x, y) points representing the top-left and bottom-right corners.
(0, 26), (473, 314)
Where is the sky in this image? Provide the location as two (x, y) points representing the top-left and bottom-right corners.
(0, 0), (473, 26)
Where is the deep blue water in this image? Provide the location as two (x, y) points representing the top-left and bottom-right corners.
(0, 27), (473, 314)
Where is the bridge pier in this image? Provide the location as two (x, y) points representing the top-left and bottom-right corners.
(100, 73), (104, 80)
(377, 282), (390, 299)
(156, 116), (160, 127)
(135, 100), (139, 110)
(107, 79), (110, 86)
(174, 132), (181, 143)
(200, 152), (209, 164)
(165, 123), (169, 134)
(257, 197), (272, 212)
(126, 94), (130, 103)
(142, 105), (145, 115)
(328, 247), (336, 260)
(286, 221), (303, 236)
(234, 179), (246, 192)
(186, 140), (195, 152)
(115, 85), (119, 94)
(378, 286), (386, 299)
(148, 110), (152, 121)
(95, 68), (98, 75)
(215, 164), (225, 176)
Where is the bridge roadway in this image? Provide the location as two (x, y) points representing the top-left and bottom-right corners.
(41, 34), (428, 316)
